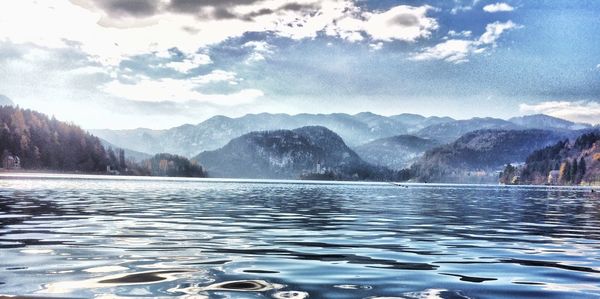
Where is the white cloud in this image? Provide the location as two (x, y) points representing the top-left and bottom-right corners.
(327, 5), (438, 43)
(269, 0), (358, 41)
(0, 1), (217, 65)
(243, 41), (275, 63)
(102, 76), (261, 105)
(479, 21), (519, 45)
(411, 39), (476, 63)
(483, 2), (515, 13)
(164, 53), (212, 73)
(412, 20), (519, 63)
(596, 64), (600, 69)
(362, 5), (438, 42)
(448, 30), (472, 38)
(519, 101), (600, 125)
(451, 0), (481, 14)
(192, 70), (238, 85)
(369, 42), (384, 51)
(0, 1), (440, 69)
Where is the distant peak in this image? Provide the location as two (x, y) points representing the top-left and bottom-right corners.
(395, 113), (425, 118)
(354, 111), (379, 117)
(0, 94), (14, 106)
(201, 115), (233, 124)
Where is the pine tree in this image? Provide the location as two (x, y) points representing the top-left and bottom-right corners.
(118, 149), (126, 170)
(107, 147), (118, 169)
(578, 157), (586, 183)
(570, 159), (578, 184)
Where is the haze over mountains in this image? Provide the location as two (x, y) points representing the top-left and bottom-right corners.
(91, 112), (592, 158)
(91, 112), (454, 157)
(2, 101), (598, 183)
(355, 135), (440, 170)
(0, 95), (13, 106)
(89, 111), (597, 183)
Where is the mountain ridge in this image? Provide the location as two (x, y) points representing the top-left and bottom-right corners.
(409, 129), (580, 183)
(92, 112), (453, 157)
(195, 125), (404, 180)
(92, 112), (588, 158)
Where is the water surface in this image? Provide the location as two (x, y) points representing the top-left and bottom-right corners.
(1, 174), (599, 298)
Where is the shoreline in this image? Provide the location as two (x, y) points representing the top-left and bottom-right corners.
(0, 171), (597, 189)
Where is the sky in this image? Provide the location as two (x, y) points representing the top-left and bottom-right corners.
(0, 0), (599, 129)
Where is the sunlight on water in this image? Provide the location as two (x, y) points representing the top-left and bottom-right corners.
(1, 173), (600, 298)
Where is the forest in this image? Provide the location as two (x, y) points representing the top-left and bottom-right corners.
(0, 106), (205, 177)
(0, 105), (118, 172)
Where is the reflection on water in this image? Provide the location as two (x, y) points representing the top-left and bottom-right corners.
(1, 173), (600, 298)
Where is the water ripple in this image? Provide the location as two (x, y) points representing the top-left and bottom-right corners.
(1, 175), (600, 298)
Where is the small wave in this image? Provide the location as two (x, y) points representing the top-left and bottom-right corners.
(202, 279), (283, 292)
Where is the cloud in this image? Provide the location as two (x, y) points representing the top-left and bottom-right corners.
(1, 1), (440, 70)
(369, 42), (383, 51)
(101, 72), (258, 104)
(164, 52), (212, 73)
(411, 39), (478, 63)
(519, 101), (600, 125)
(411, 20), (519, 63)
(243, 41), (274, 63)
(91, 0), (159, 18)
(327, 5), (438, 43)
(483, 2), (515, 13)
(479, 21), (519, 44)
(447, 30), (472, 38)
(361, 5), (438, 42)
(450, 0), (481, 14)
(193, 70), (239, 84)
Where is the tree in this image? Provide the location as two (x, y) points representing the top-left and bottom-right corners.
(118, 149), (126, 170)
(499, 163), (517, 184)
(107, 147), (117, 169)
(570, 158), (578, 184)
(577, 157), (586, 183)
(559, 160), (571, 183)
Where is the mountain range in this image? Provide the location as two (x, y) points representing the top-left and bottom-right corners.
(91, 112), (592, 158)
(2, 103), (597, 184)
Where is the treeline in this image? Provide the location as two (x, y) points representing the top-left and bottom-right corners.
(500, 131), (600, 185)
(334, 163), (411, 181)
(0, 105), (119, 172)
(132, 153), (205, 177)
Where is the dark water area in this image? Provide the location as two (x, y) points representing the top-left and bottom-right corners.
(1, 174), (600, 298)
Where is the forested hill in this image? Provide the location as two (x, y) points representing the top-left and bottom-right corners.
(500, 130), (600, 185)
(409, 129), (573, 183)
(195, 126), (405, 180)
(0, 105), (119, 172)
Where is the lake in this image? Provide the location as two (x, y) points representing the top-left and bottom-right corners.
(1, 174), (599, 298)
